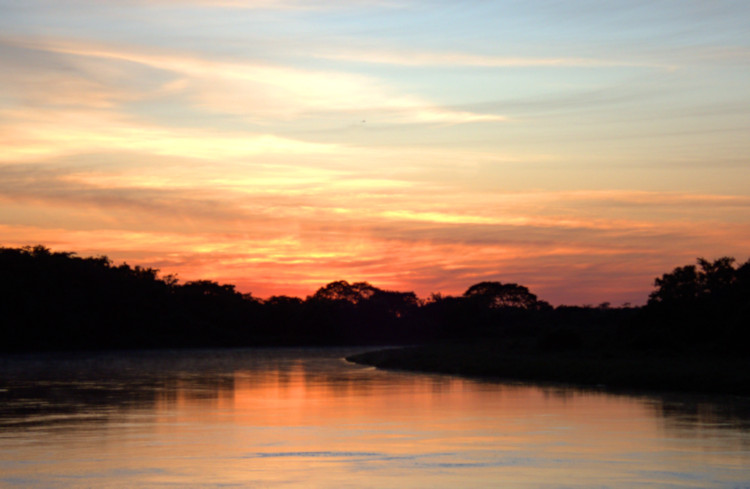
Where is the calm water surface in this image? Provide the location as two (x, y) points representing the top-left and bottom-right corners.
(1, 348), (749, 488)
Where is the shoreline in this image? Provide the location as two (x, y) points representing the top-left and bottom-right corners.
(346, 344), (750, 396)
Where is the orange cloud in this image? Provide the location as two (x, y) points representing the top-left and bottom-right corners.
(3, 203), (748, 306)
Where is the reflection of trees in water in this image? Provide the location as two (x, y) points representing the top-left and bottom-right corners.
(533, 383), (750, 441)
(0, 352), (179, 429)
(650, 394), (750, 445)
(522, 383), (750, 441)
(0, 348), (383, 430)
(3, 349), (750, 446)
(0, 350), (254, 429)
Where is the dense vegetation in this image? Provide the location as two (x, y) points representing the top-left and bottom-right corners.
(1, 246), (748, 366)
(348, 257), (750, 395)
(644, 257), (750, 353)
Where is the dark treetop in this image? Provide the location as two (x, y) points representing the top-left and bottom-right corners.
(1, 246), (748, 363)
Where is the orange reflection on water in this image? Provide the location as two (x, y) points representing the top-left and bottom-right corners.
(4, 350), (748, 489)
(145, 359), (704, 488)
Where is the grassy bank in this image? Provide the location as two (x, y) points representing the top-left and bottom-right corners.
(347, 343), (750, 396)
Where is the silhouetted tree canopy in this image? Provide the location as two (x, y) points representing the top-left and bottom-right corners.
(648, 257), (746, 307)
(1, 245), (744, 357)
(310, 280), (378, 303)
(265, 295), (304, 307)
(644, 256), (750, 350)
(463, 281), (549, 309)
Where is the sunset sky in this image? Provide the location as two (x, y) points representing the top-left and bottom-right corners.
(1, 1), (749, 305)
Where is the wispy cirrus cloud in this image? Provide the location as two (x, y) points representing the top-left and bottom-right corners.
(0, 106), (343, 164)
(135, 0), (404, 10)
(2, 36), (505, 125)
(316, 49), (664, 69)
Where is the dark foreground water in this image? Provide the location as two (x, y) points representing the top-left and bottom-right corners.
(1, 348), (749, 488)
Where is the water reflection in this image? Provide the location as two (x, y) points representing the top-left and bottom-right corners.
(1, 348), (749, 488)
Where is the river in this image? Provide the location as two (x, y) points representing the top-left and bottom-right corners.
(1, 348), (749, 488)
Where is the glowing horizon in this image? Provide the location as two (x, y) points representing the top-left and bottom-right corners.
(1, 1), (749, 305)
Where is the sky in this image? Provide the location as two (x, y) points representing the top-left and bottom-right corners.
(1, 0), (749, 305)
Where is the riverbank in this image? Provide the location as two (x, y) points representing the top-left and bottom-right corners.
(347, 343), (750, 396)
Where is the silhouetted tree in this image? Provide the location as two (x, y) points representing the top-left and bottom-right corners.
(648, 257), (746, 307)
(463, 281), (548, 309)
(310, 280), (378, 303)
(20, 244), (747, 356)
(645, 256), (750, 350)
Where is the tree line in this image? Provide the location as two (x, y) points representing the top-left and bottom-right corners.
(1, 245), (747, 354)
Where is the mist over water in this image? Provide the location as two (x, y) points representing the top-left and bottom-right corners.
(1, 348), (749, 488)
